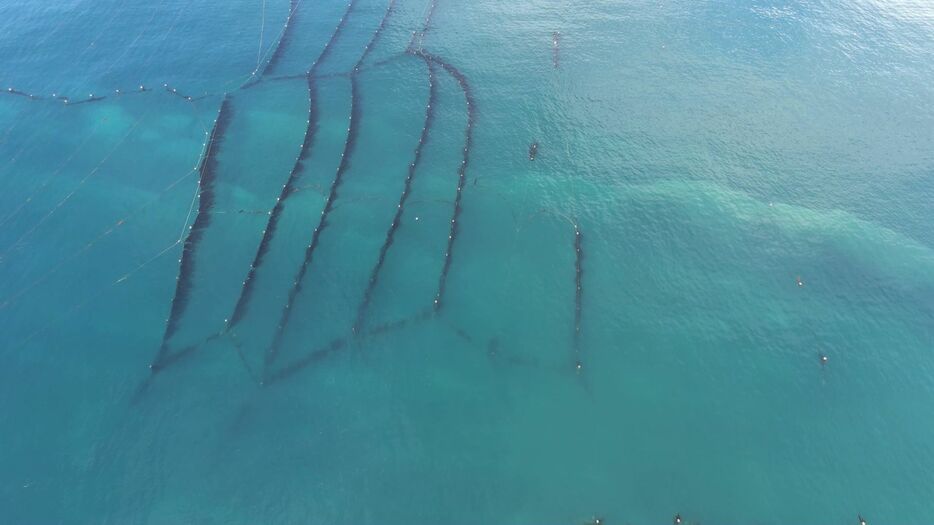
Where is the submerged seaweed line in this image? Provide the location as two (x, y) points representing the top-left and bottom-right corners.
(573, 224), (584, 366)
(408, 0), (438, 50)
(247, 0), (305, 84)
(224, 75), (318, 331)
(224, 0), (371, 334)
(2, 85), (157, 107)
(265, 308), (432, 385)
(409, 50), (475, 313)
(308, 0), (358, 76)
(516, 208), (585, 370)
(2, 87), (40, 100)
(5, 178), (203, 355)
(142, 0), (367, 380)
(263, 57), (361, 374)
(264, 0), (395, 377)
(353, 61), (436, 333)
(150, 96), (233, 371)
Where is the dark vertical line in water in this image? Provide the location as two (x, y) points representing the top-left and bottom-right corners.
(150, 96), (233, 372)
(354, 0), (396, 70)
(408, 0), (438, 49)
(220, 1), (365, 333)
(264, 0), (396, 377)
(228, 0), (382, 331)
(145, 0), (356, 376)
(353, 60), (436, 333)
(265, 308), (431, 385)
(264, 75), (358, 372)
(307, 0), (358, 76)
(225, 76), (318, 331)
(138, 0), (367, 380)
(251, 0), (302, 81)
(573, 224), (583, 362)
(410, 51), (475, 313)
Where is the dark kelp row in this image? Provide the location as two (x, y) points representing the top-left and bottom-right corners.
(573, 224), (584, 370)
(1, 0), (599, 395)
(263, 74), (357, 376)
(408, 50), (476, 313)
(225, 77), (318, 332)
(151, 95), (233, 372)
(352, 61), (436, 333)
(264, 0), (396, 379)
(225, 0), (360, 335)
(266, 308), (432, 385)
(308, 1), (358, 76)
(2, 85), (152, 106)
(250, 0), (303, 82)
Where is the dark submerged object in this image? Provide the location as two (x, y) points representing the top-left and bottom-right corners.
(528, 141), (538, 160)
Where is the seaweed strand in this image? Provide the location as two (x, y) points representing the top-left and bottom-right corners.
(150, 96), (233, 371)
(264, 0), (396, 375)
(224, 0), (373, 333)
(408, 50), (476, 313)
(352, 61), (436, 333)
(573, 224), (584, 367)
(225, 76), (318, 330)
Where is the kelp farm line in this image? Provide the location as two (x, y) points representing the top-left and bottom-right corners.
(5, 1), (588, 389)
(1, 0), (304, 105)
(410, 50), (476, 313)
(224, 78), (318, 331)
(264, 0), (395, 380)
(150, 96), (233, 372)
(347, 0), (441, 333)
(353, 61), (437, 334)
(573, 224), (584, 371)
(248, 0), (304, 83)
(224, 0), (360, 334)
(140, 0), (361, 377)
(260, 2), (484, 386)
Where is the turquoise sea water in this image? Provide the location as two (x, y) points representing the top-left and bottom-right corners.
(1, 0), (933, 522)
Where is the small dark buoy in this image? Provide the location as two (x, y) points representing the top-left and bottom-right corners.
(528, 141), (538, 161)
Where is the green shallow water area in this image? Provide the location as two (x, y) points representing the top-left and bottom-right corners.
(1, 0), (933, 523)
